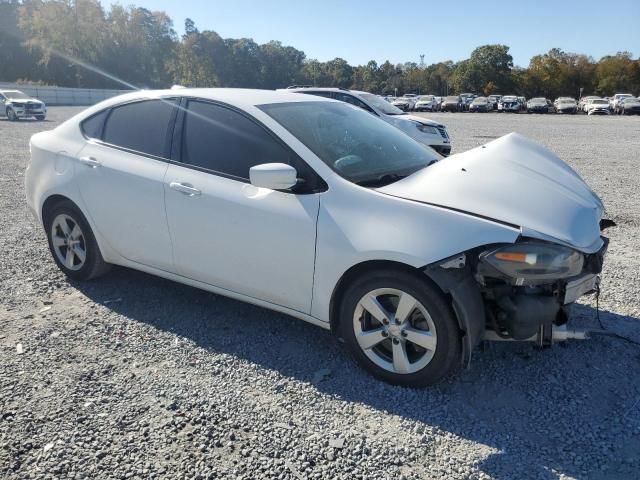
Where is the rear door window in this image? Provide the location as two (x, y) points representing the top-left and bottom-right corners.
(102, 99), (177, 158)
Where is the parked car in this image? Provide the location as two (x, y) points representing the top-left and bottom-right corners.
(615, 97), (640, 115)
(555, 98), (578, 114)
(610, 93), (634, 111)
(413, 95), (438, 112)
(441, 95), (462, 112)
(403, 93), (419, 110)
(498, 95), (520, 113)
(391, 97), (412, 111)
(469, 96), (491, 112)
(517, 96), (527, 111)
(579, 96), (600, 112)
(0, 89), (47, 121)
(527, 97), (552, 113)
(459, 93), (476, 111)
(586, 99), (611, 115)
(282, 87), (451, 156)
(25, 88), (609, 387)
(487, 95), (502, 110)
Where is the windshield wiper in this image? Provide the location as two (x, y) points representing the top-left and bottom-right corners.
(356, 173), (407, 187)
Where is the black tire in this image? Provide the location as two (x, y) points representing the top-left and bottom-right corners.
(338, 269), (462, 387)
(44, 200), (111, 280)
(35, 115), (46, 121)
(6, 108), (18, 121)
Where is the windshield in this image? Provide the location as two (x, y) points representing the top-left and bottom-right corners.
(359, 92), (404, 115)
(259, 101), (439, 186)
(417, 96), (433, 101)
(530, 98), (546, 103)
(592, 100), (608, 104)
(559, 99), (576, 104)
(502, 97), (517, 102)
(3, 91), (30, 100)
(445, 96), (459, 102)
(472, 97), (487, 104)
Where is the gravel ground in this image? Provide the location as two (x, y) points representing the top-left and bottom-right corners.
(1, 107), (639, 480)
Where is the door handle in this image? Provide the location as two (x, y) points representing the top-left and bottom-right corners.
(79, 156), (101, 168)
(169, 182), (201, 196)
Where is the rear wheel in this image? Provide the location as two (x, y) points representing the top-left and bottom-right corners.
(44, 200), (110, 280)
(339, 269), (462, 387)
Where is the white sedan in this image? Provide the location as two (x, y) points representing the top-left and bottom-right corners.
(26, 89), (608, 386)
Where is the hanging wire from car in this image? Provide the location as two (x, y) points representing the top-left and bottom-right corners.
(588, 278), (640, 347)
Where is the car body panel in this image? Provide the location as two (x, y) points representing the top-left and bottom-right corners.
(163, 162), (320, 314)
(310, 173), (521, 320)
(378, 133), (604, 253)
(74, 141), (175, 271)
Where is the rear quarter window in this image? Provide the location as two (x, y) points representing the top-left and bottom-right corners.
(80, 110), (109, 140)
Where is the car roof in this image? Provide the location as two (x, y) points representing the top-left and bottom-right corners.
(103, 88), (334, 108)
(0, 90), (25, 94)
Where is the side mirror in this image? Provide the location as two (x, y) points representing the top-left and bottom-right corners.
(249, 163), (298, 190)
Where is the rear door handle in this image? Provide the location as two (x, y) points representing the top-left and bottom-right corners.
(169, 182), (201, 196)
(79, 156), (101, 168)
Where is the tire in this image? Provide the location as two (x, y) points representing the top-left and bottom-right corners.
(44, 200), (111, 281)
(338, 269), (462, 387)
(6, 108), (18, 121)
(35, 115), (46, 121)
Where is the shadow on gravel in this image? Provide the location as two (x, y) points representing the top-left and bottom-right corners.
(73, 266), (640, 480)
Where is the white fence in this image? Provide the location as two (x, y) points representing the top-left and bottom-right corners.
(0, 83), (132, 106)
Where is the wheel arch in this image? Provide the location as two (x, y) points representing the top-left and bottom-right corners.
(41, 194), (75, 226)
(329, 258), (485, 367)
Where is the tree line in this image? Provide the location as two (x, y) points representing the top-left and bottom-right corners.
(1, 0), (639, 99)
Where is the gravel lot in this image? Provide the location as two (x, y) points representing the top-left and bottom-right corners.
(1, 107), (639, 480)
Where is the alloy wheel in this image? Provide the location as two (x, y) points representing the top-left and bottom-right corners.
(353, 288), (437, 374)
(51, 213), (87, 271)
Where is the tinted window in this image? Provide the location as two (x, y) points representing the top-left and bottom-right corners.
(181, 100), (293, 180)
(333, 93), (374, 113)
(103, 99), (176, 157)
(81, 110), (109, 139)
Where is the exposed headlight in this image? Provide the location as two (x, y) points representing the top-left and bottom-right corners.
(416, 123), (438, 135)
(480, 242), (584, 281)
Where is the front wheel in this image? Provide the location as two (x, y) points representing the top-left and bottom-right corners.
(6, 108), (18, 121)
(35, 115), (46, 121)
(339, 269), (462, 387)
(44, 200), (111, 280)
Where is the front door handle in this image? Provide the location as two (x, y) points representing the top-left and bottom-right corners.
(79, 156), (101, 168)
(169, 182), (201, 196)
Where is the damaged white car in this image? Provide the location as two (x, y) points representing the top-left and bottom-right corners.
(25, 89), (609, 386)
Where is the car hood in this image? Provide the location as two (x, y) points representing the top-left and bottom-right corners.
(377, 133), (604, 253)
(7, 97), (41, 103)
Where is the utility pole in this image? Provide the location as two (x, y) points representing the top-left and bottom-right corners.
(419, 54), (425, 68)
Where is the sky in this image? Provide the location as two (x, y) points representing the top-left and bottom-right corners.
(135, 0), (640, 67)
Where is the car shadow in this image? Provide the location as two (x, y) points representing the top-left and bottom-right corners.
(72, 266), (640, 480)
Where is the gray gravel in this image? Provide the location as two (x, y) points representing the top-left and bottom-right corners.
(1, 108), (639, 480)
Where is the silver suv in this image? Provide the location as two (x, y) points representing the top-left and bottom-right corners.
(0, 90), (47, 121)
(281, 87), (451, 156)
